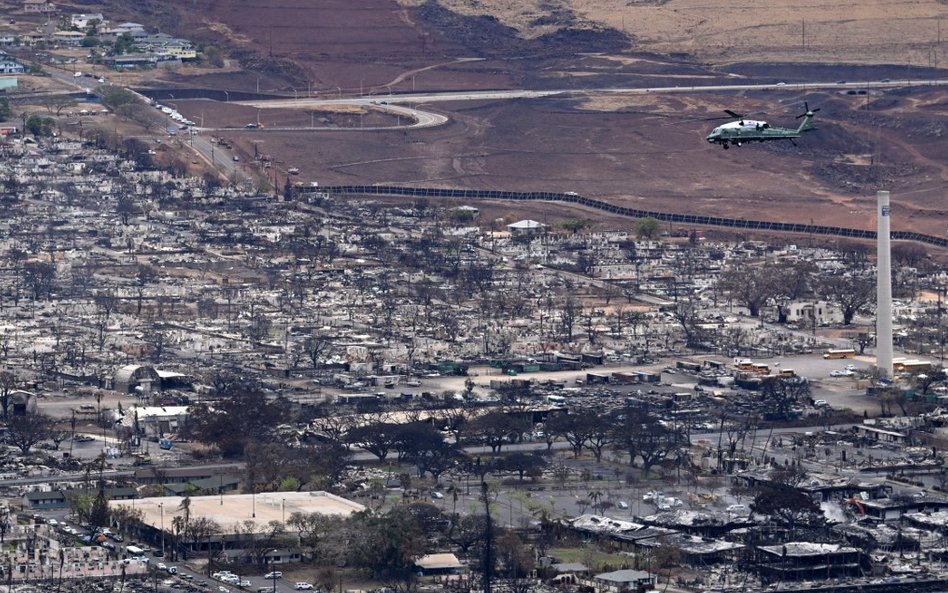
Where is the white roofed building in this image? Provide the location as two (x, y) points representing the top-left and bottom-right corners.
(115, 405), (189, 438)
(507, 219), (545, 236)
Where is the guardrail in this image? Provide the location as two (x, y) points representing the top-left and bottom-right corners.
(304, 185), (948, 249)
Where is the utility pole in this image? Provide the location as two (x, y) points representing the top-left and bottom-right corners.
(481, 481), (492, 593)
(876, 190), (894, 379)
(938, 282), (946, 361)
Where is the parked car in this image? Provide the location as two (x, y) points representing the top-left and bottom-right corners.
(295, 584), (314, 591)
(264, 571), (283, 579)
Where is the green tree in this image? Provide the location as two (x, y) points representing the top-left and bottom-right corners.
(84, 19), (101, 36)
(287, 512), (341, 560)
(634, 216), (661, 239)
(66, 490), (96, 525)
(451, 209), (474, 223)
(0, 97), (10, 121)
(98, 85), (140, 111)
(112, 32), (136, 55)
(88, 488), (111, 529)
(25, 115), (54, 136)
(349, 507), (426, 591)
(559, 218), (588, 233)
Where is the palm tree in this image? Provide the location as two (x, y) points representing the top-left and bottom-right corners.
(171, 515), (185, 562)
(177, 486), (197, 559)
(588, 490), (604, 514)
(446, 484), (461, 516)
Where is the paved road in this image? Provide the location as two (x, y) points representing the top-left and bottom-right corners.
(190, 77), (948, 181)
(32, 66), (948, 189)
(241, 78), (948, 109)
(229, 78), (948, 133)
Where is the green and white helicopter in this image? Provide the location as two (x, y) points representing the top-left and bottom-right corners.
(706, 102), (820, 149)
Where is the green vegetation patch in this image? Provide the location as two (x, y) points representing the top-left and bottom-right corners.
(548, 546), (632, 572)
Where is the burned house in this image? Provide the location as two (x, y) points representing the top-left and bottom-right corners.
(113, 364), (161, 394)
(640, 509), (755, 538)
(756, 542), (866, 583)
(636, 532), (745, 566)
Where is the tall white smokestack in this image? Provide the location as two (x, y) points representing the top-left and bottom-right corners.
(876, 190), (893, 378)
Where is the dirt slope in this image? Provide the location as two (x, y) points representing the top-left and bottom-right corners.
(57, 0), (948, 238)
(400, 0), (948, 67)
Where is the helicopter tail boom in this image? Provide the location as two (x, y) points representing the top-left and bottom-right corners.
(794, 101), (820, 133)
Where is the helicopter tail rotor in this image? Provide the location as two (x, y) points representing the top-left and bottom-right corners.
(795, 101), (821, 118)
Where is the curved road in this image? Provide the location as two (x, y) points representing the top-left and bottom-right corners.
(223, 78), (948, 134)
(33, 64), (948, 187)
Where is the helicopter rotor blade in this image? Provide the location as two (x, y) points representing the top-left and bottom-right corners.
(795, 101), (822, 118)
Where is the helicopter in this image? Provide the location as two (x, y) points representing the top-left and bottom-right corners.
(706, 102), (820, 149)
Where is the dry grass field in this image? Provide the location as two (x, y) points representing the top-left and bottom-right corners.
(38, 0), (947, 241)
(400, 0), (948, 67)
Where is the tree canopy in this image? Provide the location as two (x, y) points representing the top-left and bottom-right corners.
(183, 387), (292, 457)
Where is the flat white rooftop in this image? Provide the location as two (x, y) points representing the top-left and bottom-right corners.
(111, 490), (365, 534)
